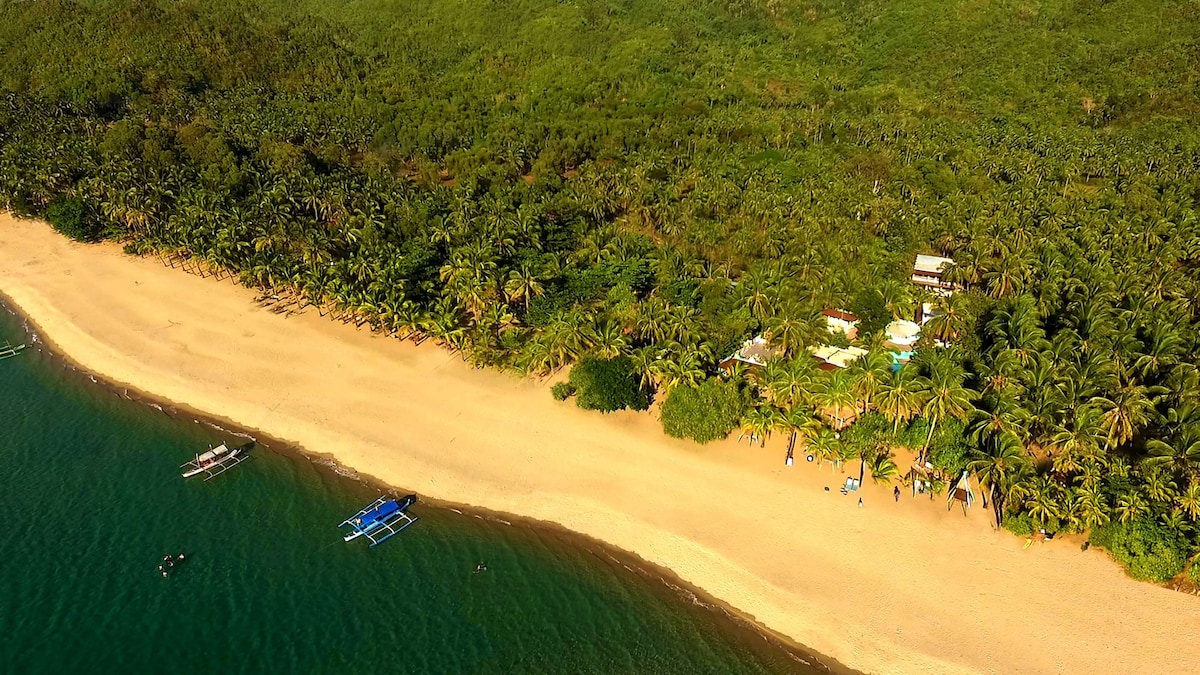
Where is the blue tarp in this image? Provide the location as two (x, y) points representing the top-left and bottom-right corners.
(356, 500), (401, 528)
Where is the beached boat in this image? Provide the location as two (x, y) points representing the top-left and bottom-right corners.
(339, 494), (418, 546)
(180, 443), (249, 480)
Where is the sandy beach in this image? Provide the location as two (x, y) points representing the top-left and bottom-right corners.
(2, 213), (1198, 674)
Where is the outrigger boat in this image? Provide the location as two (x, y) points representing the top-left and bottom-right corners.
(339, 494), (418, 546)
(180, 443), (249, 480)
(0, 341), (26, 361)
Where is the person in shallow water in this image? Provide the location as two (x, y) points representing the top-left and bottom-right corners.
(475, 562), (488, 573)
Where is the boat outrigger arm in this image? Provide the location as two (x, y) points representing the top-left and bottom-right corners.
(339, 495), (418, 547)
(180, 443), (250, 481)
(0, 341), (26, 361)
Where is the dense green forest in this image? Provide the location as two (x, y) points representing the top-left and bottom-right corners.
(2, 0), (1200, 583)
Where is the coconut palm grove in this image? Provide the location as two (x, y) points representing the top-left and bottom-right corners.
(2, 0), (1199, 583)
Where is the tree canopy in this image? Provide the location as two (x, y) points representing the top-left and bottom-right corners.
(2, 0), (1200, 584)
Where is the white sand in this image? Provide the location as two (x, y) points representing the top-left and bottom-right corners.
(3, 213), (1198, 674)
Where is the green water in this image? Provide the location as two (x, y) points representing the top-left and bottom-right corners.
(0, 309), (823, 674)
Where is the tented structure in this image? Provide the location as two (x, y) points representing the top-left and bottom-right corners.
(947, 470), (976, 515)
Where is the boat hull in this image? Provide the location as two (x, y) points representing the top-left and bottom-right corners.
(181, 448), (240, 478)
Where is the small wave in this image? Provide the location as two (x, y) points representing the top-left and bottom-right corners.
(312, 457), (358, 478)
(201, 421), (256, 441)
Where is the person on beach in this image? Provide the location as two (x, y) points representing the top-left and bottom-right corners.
(858, 497), (863, 508)
(894, 486), (901, 502)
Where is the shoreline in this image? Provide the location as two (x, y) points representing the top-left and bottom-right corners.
(0, 297), (841, 674)
(4, 214), (1200, 674)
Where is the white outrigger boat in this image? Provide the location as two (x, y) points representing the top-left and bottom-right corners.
(0, 341), (26, 361)
(180, 443), (249, 480)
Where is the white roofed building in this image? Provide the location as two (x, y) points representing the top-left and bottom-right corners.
(809, 345), (868, 370)
(821, 308), (859, 340)
(911, 254), (957, 295)
(718, 336), (783, 373)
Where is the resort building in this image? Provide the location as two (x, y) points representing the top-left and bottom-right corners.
(718, 336), (783, 373)
(884, 320), (920, 369)
(821, 308), (859, 340)
(911, 254), (957, 323)
(884, 320), (921, 350)
(809, 345), (868, 370)
(911, 254), (957, 295)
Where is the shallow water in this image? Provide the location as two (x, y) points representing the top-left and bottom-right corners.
(0, 307), (823, 674)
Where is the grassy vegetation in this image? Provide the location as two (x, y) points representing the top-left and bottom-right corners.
(1, 0), (1199, 582)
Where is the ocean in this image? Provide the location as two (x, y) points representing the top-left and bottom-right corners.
(0, 306), (827, 674)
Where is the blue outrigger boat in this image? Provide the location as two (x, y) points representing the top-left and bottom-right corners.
(339, 494), (418, 546)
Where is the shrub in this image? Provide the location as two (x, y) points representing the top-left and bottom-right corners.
(45, 198), (101, 242)
(568, 356), (648, 413)
(927, 418), (971, 476)
(551, 382), (576, 401)
(1090, 518), (1188, 583)
(841, 412), (892, 457)
(850, 287), (890, 337)
(1002, 511), (1035, 537)
(660, 378), (747, 443)
(896, 416), (931, 450)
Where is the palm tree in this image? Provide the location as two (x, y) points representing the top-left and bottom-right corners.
(504, 264), (544, 309)
(763, 357), (814, 410)
(847, 349), (892, 413)
(740, 405), (780, 447)
(866, 450), (900, 485)
(1114, 487), (1150, 524)
(739, 268), (776, 321)
(1144, 428), (1200, 479)
(922, 292), (970, 343)
(1138, 465), (1178, 506)
(1133, 322), (1185, 380)
(874, 368), (928, 434)
(969, 434), (1032, 526)
(804, 427), (842, 471)
(763, 304), (821, 357)
(589, 320), (629, 358)
(985, 295), (1050, 366)
(1090, 380), (1158, 450)
(1022, 475), (1063, 531)
(1178, 480), (1200, 521)
(812, 369), (857, 430)
(920, 370), (977, 458)
(783, 405), (821, 458)
(1049, 404), (1107, 455)
(969, 393), (1031, 448)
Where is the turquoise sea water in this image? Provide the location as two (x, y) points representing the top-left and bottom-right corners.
(0, 307), (827, 674)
